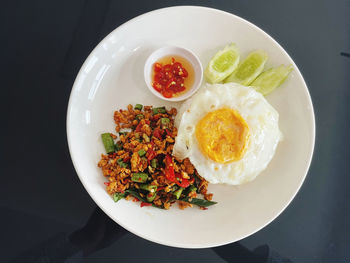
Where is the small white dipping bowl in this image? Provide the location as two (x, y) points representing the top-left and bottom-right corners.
(144, 46), (203, 102)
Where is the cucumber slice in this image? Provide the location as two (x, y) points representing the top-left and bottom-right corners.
(224, 50), (268, 85)
(205, 43), (240, 83)
(251, 65), (293, 95)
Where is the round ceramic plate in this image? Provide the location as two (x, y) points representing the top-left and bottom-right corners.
(67, 6), (315, 248)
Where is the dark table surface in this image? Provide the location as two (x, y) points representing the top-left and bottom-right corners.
(1, 0), (350, 262)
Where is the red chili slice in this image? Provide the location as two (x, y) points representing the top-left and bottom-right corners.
(123, 156), (130, 163)
(165, 154), (172, 166)
(154, 63), (162, 72)
(147, 148), (157, 161)
(181, 67), (188, 78)
(174, 173), (191, 188)
(147, 141), (156, 162)
(155, 72), (168, 86)
(166, 168), (175, 182)
(140, 202), (152, 207)
(163, 64), (172, 72)
(165, 80), (176, 92)
(151, 57), (189, 98)
(165, 129), (172, 137)
(164, 155), (175, 182)
(172, 62), (182, 75)
(174, 75), (184, 84)
(161, 89), (173, 98)
(153, 128), (164, 139)
(152, 114), (161, 121)
(135, 122), (143, 132)
(152, 82), (162, 92)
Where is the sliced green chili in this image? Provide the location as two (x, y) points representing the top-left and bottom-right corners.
(101, 133), (115, 154)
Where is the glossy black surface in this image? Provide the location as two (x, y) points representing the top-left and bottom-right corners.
(1, 0), (349, 262)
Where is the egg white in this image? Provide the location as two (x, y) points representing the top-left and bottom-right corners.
(173, 83), (281, 185)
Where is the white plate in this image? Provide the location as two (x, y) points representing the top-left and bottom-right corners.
(67, 6), (315, 248)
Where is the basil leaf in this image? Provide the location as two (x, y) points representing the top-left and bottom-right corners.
(181, 197), (217, 207)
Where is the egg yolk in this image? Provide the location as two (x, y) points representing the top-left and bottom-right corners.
(195, 108), (250, 164)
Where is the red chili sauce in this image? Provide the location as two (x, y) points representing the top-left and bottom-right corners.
(152, 55), (194, 98)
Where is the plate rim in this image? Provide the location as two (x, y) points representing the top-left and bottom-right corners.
(66, 5), (316, 248)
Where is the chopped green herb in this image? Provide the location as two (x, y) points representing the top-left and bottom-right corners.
(119, 132), (128, 136)
(151, 159), (158, 168)
(115, 141), (123, 151)
(138, 149), (146, 157)
(157, 107), (166, 113)
(117, 158), (128, 168)
(136, 114), (144, 120)
(142, 134), (150, 142)
(125, 189), (148, 202)
(153, 106), (166, 114)
(161, 118), (170, 126)
(134, 104), (143, 110)
(181, 197), (217, 207)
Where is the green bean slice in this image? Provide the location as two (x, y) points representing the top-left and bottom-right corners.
(101, 133), (115, 154)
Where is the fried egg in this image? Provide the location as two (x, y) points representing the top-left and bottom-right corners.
(173, 83), (281, 185)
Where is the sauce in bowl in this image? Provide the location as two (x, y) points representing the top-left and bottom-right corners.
(152, 56), (195, 98)
(144, 46), (203, 102)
